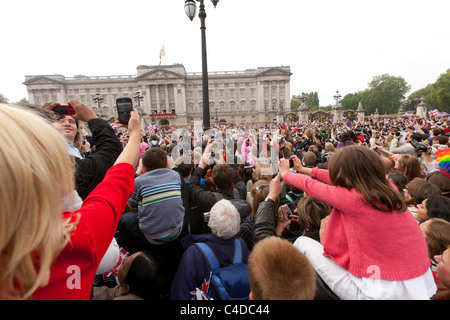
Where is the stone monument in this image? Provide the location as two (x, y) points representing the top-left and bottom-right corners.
(276, 108), (284, 123)
(416, 96), (428, 119)
(357, 102), (365, 122)
(332, 90), (344, 123)
(297, 100), (309, 124)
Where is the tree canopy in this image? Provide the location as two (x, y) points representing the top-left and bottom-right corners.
(407, 69), (450, 113)
(290, 92), (319, 112)
(0, 94), (29, 105)
(361, 74), (411, 115)
(292, 69), (449, 115)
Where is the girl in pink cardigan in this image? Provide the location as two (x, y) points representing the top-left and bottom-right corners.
(278, 145), (436, 299)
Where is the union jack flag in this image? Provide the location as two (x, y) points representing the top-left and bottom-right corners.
(148, 123), (157, 130)
(190, 271), (213, 300)
(103, 247), (130, 284)
(429, 109), (440, 117)
(193, 288), (213, 300)
(109, 122), (119, 129)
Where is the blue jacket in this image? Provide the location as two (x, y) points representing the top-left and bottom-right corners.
(169, 233), (250, 300)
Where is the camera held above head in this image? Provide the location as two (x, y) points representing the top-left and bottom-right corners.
(410, 139), (431, 156)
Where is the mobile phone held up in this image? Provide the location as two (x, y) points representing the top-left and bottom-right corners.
(282, 205), (293, 220)
(289, 158), (294, 168)
(116, 97), (133, 125)
(54, 105), (76, 116)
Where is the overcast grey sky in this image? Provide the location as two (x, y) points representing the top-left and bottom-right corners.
(1, 0), (449, 106)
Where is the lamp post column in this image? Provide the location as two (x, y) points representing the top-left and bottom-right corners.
(199, 0), (210, 130)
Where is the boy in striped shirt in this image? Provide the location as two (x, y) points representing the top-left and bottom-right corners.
(128, 147), (185, 246)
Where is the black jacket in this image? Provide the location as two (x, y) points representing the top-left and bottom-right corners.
(74, 118), (123, 200)
(253, 198), (278, 244)
(188, 166), (247, 214)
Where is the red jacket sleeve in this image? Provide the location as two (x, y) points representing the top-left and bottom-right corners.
(75, 163), (135, 265)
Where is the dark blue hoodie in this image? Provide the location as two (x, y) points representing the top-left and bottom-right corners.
(169, 233), (250, 300)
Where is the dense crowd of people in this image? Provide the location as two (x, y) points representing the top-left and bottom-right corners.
(1, 99), (449, 300)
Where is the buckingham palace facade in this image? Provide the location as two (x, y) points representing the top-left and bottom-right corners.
(24, 64), (292, 127)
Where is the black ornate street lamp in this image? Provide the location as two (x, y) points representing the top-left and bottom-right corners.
(185, 0), (220, 130)
(134, 91), (144, 114)
(93, 93), (104, 118)
(134, 91), (145, 126)
(93, 93), (103, 108)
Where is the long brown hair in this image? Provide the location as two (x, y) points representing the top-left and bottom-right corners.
(423, 218), (450, 259)
(250, 180), (278, 216)
(397, 154), (422, 181)
(328, 145), (406, 212)
(296, 196), (331, 232)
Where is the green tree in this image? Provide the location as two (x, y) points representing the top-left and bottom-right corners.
(404, 85), (432, 113)
(290, 92), (319, 112)
(404, 69), (450, 113)
(362, 74), (411, 115)
(15, 98), (29, 104)
(308, 91), (320, 109)
(407, 85), (432, 103)
(290, 95), (301, 112)
(340, 91), (364, 110)
(0, 93), (9, 103)
(428, 69), (450, 113)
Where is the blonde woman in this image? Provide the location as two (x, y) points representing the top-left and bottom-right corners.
(0, 104), (140, 299)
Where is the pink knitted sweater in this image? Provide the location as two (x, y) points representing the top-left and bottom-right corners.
(284, 168), (430, 281)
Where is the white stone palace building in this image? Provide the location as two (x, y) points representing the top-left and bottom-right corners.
(24, 64), (292, 127)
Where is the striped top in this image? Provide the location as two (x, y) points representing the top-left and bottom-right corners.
(138, 183), (182, 206)
(128, 168), (185, 241)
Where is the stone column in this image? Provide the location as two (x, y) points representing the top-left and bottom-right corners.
(357, 102), (365, 122)
(156, 85), (160, 113)
(173, 84), (178, 113)
(298, 103), (309, 124)
(165, 84), (169, 112)
(332, 102), (344, 123)
(258, 81), (264, 112)
(59, 86), (67, 103)
(145, 85), (151, 114)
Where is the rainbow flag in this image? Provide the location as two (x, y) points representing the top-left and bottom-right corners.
(435, 148), (450, 173)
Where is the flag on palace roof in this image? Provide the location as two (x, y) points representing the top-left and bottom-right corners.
(159, 44), (165, 66)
